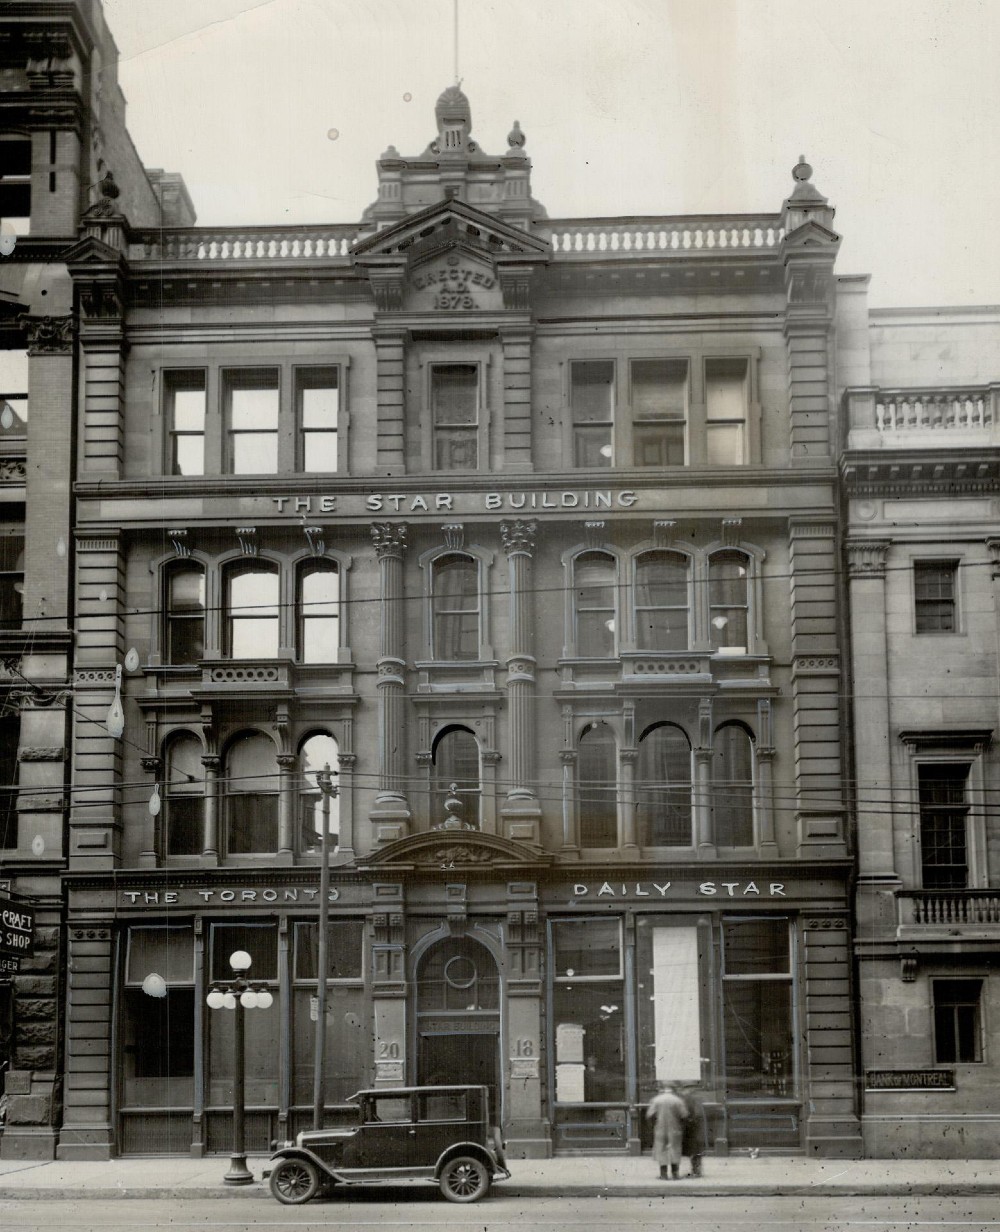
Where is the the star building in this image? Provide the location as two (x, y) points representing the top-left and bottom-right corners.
(7, 59), (861, 1158)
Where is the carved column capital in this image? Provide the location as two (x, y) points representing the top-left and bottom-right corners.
(845, 538), (891, 579)
(18, 314), (75, 356)
(371, 522), (408, 559)
(500, 518), (537, 557)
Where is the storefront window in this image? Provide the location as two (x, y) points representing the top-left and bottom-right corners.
(635, 919), (703, 1104)
(721, 917), (794, 1098)
(551, 918), (625, 1103)
(291, 920), (369, 1105)
(208, 922), (279, 1106)
(122, 926), (195, 1107)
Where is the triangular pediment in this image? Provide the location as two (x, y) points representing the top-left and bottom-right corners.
(352, 198), (549, 263)
(782, 218), (841, 249)
(64, 234), (125, 267)
(357, 827), (552, 871)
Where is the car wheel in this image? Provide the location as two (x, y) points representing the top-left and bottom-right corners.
(439, 1155), (490, 1203)
(269, 1157), (320, 1205)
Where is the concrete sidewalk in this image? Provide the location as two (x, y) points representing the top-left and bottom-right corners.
(0, 1153), (997, 1200)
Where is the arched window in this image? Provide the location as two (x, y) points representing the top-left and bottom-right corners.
(225, 731), (279, 854)
(299, 732), (340, 853)
(226, 562), (279, 658)
(709, 550), (750, 653)
(634, 551), (689, 651)
(431, 553), (479, 661)
(165, 734), (204, 857)
(165, 563), (205, 665)
(298, 562), (339, 663)
(432, 725), (481, 827)
(637, 723), (692, 846)
(574, 552), (616, 657)
(713, 723), (754, 847)
(578, 722), (618, 847)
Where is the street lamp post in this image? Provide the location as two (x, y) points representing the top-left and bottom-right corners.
(312, 762), (339, 1130)
(206, 949), (274, 1185)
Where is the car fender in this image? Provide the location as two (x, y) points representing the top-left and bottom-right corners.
(265, 1146), (347, 1184)
(434, 1140), (507, 1180)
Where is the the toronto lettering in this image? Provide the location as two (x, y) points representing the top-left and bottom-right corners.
(271, 490), (640, 515)
(572, 881), (786, 898)
(121, 887), (341, 905)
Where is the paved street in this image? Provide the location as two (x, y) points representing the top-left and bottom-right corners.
(5, 1193), (1000, 1232)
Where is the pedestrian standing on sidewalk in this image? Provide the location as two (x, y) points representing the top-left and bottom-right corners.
(680, 1083), (707, 1177)
(645, 1080), (688, 1180)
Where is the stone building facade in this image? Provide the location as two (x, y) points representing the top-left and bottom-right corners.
(843, 298), (1000, 1156)
(48, 79), (860, 1161)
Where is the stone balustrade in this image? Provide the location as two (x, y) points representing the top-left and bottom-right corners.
(129, 225), (363, 262)
(875, 389), (994, 432)
(542, 215), (785, 255)
(899, 889), (1000, 927)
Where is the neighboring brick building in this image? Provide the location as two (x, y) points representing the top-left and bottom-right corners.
(0, 0), (191, 1159)
(843, 301), (1000, 1156)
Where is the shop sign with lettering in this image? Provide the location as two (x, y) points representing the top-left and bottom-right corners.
(118, 886), (353, 908)
(567, 881), (788, 900)
(0, 894), (34, 958)
(866, 1069), (954, 1091)
(271, 490), (640, 516)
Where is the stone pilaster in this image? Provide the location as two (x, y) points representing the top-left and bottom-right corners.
(370, 524), (410, 842)
(695, 698), (715, 857)
(373, 327), (406, 474)
(504, 881), (549, 1157)
(370, 884), (407, 1086)
(500, 519), (541, 844)
(57, 925), (115, 1160)
(500, 325), (534, 471)
(200, 754), (220, 863)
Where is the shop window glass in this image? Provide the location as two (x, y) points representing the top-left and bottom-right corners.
(634, 551), (688, 651)
(432, 725), (481, 828)
(919, 763), (970, 889)
(914, 561), (958, 633)
(577, 722), (618, 847)
(122, 926), (195, 1107)
(165, 370), (206, 476)
(225, 369), (279, 474)
(637, 723), (692, 846)
(709, 550), (749, 653)
(293, 919), (363, 981)
(431, 553), (479, 660)
(165, 564), (205, 664)
(574, 551), (616, 658)
(227, 563), (279, 658)
(298, 367), (339, 472)
(0, 348), (28, 435)
(298, 562), (339, 663)
(635, 920), (702, 1104)
(631, 358), (688, 466)
(210, 922), (278, 981)
(165, 734), (204, 856)
(299, 732), (340, 853)
(705, 358), (748, 465)
(225, 732), (280, 854)
(933, 979), (983, 1063)
(209, 963), (279, 1106)
(722, 918), (793, 1098)
(0, 713), (17, 849)
(291, 982), (368, 1106)
(571, 360), (614, 467)
(552, 918), (624, 1104)
(713, 724), (754, 847)
(432, 364), (479, 470)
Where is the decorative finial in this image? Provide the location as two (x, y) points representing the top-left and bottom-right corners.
(507, 120), (526, 149)
(792, 155), (812, 183)
(99, 170), (120, 200)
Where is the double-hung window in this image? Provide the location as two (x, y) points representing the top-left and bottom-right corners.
(298, 562), (339, 663)
(431, 553), (479, 660)
(919, 763), (970, 889)
(705, 358), (749, 465)
(634, 551), (689, 651)
(432, 364), (479, 470)
(165, 564), (205, 664)
(227, 563), (280, 658)
(164, 734), (205, 857)
(631, 359), (688, 466)
(165, 371), (206, 475)
(577, 722), (618, 847)
(933, 979), (983, 1063)
(0, 533), (24, 630)
(571, 360), (614, 467)
(574, 552), (616, 657)
(914, 561), (958, 633)
(0, 137), (31, 234)
(298, 367), (339, 472)
(709, 550), (750, 653)
(225, 368), (279, 474)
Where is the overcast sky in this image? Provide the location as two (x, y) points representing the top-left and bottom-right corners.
(102, 0), (999, 309)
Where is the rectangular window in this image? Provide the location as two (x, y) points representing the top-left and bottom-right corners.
(298, 367), (339, 472)
(571, 360), (614, 467)
(551, 918), (625, 1103)
(208, 924), (279, 1106)
(914, 561), (958, 633)
(0, 533), (24, 629)
(165, 370), (206, 476)
(722, 918), (794, 1097)
(293, 919), (364, 981)
(631, 358), (688, 466)
(122, 926), (195, 1108)
(919, 763), (970, 889)
(635, 921), (702, 1096)
(432, 364), (478, 470)
(210, 922), (278, 982)
(933, 978), (983, 1063)
(705, 358), (748, 466)
(225, 368), (279, 473)
(0, 139), (31, 234)
(0, 349), (29, 436)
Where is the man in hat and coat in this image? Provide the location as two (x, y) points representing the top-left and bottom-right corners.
(645, 1080), (688, 1180)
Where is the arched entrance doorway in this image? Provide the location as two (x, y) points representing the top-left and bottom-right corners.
(415, 935), (502, 1124)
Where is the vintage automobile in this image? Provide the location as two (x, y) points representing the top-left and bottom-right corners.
(264, 1084), (510, 1204)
